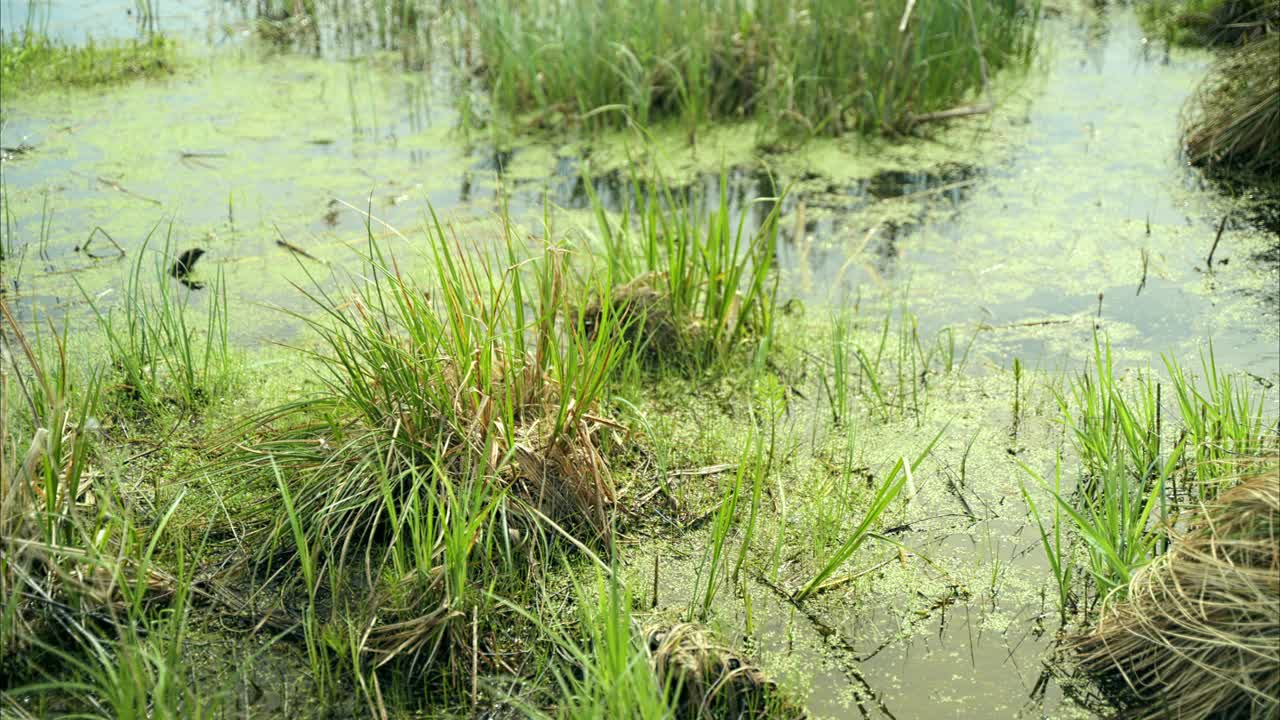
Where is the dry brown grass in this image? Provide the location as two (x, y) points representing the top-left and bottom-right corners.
(644, 622), (804, 719)
(1074, 463), (1280, 720)
(1184, 26), (1280, 176)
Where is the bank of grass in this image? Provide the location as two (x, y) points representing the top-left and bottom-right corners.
(1139, 0), (1277, 46)
(1183, 28), (1280, 176)
(0, 301), (217, 717)
(0, 32), (175, 98)
(1074, 464), (1279, 720)
(203, 178), (792, 709)
(472, 0), (1040, 138)
(15, 175), (1276, 718)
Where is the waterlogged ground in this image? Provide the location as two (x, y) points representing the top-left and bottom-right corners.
(609, 374), (1073, 718)
(2, 2), (1278, 719)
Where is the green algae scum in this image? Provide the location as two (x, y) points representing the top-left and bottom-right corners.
(2, 1), (1278, 718)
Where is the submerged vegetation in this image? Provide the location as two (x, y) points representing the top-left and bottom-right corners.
(472, 0), (1041, 137)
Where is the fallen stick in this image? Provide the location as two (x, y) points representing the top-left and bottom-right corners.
(96, 176), (162, 205)
(273, 224), (327, 264)
(907, 103), (992, 127)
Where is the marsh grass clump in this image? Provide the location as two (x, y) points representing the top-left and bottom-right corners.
(262, 213), (631, 548)
(513, 571), (800, 719)
(1140, 0), (1278, 46)
(230, 210), (639, 698)
(587, 171), (781, 370)
(1073, 464), (1279, 720)
(1183, 28), (1280, 177)
(645, 623), (804, 719)
(82, 234), (234, 417)
(472, 0), (1040, 137)
(1, 309), (102, 663)
(0, 32), (174, 98)
(1019, 336), (1277, 616)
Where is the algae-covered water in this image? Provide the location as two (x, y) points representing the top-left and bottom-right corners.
(2, 2), (1277, 718)
(4, 4), (1277, 374)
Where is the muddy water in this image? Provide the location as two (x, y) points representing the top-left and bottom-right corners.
(1, 3), (1277, 718)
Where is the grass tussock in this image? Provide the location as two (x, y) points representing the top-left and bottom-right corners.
(645, 622), (804, 719)
(588, 170), (781, 369)
(1, 307), (100, 662)
(256, 212), (632, 553)
(1140, 0), (1278, 46)
(0, 32), (174, 98)
(227, 209), (648, 698)
(1183, 28), (1280, 177)
(472, 0), (1040, 137)
(1073, 463), (1280, 720)
(1019, 336), (1276, 617)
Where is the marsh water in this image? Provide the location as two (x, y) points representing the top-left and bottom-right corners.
(2, 2), (1278, 718)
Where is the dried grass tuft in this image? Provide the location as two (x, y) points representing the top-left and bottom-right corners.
(644, 623), (804, 719)
(580, 273), (691, 362)
(1074, 465), (1280, 720)
(1184, 25), (1280, 176)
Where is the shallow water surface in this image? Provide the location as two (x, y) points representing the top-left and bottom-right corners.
(3, 5), (1275, 376)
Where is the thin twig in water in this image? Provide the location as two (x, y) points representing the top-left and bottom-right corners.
(1206, 213), (1229, 270)
(907, 104), (991, 127)
(1137, 248), (1150, 296)
(754, 573), (897, 720)
(96, 176), (161, 205)
(981, 317), (1077, 330)
(77, 226), (126, 259)
(273, 225), (326, 264)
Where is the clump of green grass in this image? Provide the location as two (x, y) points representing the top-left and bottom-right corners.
(258, 210), (631, 548)
(1183, 28), (1280, 176)
(523, 571), (670, 720)
(1, 305), (102, 663)
(1018, 335), (1277, 617)
(231, 208), (636, 698)
(10, 540), (210, 720)
(1073, 463), (1279, 720)
(1, 305), (204, 718)
(505, 568), (800, 720)
(0, 32), (175, 98)
(586, 169), (781, 370)
(81, 232), (235, 416)
(471, 0), (1040, 138)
